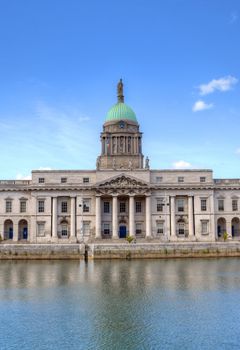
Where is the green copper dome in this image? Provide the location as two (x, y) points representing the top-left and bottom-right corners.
(105, 102), (137, 122)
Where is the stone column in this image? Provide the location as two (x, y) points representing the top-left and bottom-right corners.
(52, 197), (58, 239)
(112, 195), (118, 239)
(13, 222), (18, 242)
(209, 194), (216, 241)
(145, 194), (152, 238)
(129, 195), (135, 237)
(95, 195), (101, 239)
(70, 197), (76, 239)
(170, 196), (176, 240)
(226, 220), (232, 239)
(188, 196), (194, 239)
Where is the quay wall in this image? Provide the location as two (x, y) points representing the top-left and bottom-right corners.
(1, 242), (240, 259)
(0, 244), (85, 259)
(88, 242), (240, 259)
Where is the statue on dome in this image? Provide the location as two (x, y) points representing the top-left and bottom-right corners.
(96, 156), (100, 170)
(117, 79), (124, 103)
(145, 156), (150, 169)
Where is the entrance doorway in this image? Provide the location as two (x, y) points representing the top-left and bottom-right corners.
(18, 219), (28, 240)
(119, 225), (127, 238)
(4, 220), (13, 240)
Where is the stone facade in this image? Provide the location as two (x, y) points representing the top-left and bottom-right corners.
(0, 82), (240, 243)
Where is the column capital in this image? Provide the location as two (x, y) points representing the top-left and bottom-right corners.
(128, 193), (136, 197)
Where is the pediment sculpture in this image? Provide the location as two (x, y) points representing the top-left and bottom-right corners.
(98, 174), (148, 189)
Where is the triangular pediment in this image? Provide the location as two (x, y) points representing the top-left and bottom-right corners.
(97, 173), (149, 189)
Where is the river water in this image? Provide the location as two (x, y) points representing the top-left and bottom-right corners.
(0, 258), (240, 350)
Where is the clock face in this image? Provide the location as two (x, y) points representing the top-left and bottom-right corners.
(119, 121), (125, 129)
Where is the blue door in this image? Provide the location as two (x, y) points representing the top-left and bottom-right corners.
(9, 228), (13, 239)
(119, 226), (127, 238)
(23, 227), (28, 240)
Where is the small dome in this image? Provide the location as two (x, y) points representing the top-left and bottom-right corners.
(105, 102), (137, 122)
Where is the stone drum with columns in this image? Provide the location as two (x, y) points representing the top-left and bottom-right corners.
(0, 80), (240, 243)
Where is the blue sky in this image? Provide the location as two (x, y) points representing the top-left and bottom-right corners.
(0, 0), (239, 179)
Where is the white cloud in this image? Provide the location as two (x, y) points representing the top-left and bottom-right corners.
(230, 12), (238, 24)
(172, 160), (192, 169)
(198, 76), (238, 95)
(192, 100), (213, 112)
(16, 173), (31, 180)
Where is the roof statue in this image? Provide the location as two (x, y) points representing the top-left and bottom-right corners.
(117, 79), (124, 103)
(105, 80), (137, 122)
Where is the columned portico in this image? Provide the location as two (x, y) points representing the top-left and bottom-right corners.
(112, 194), (118, 239)
(170, 196), (176, 240)
(129, 194), (135, 237)
(188, 196), (194, 239)
(145, 194), (152, 238)
(95, 195), (102, 239)
(52, 197), (58, 238)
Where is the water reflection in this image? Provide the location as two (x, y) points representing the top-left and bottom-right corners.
(1, 259), (240, 349)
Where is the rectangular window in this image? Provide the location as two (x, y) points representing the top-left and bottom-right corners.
(232, 199), (238, 211)
(178, 177), (184, 183)
(61, 177), (67, 183)
(201, 199), (207, 211)
(201, 220), (209, 235)
(156, 176), (163, 183)
(119, 202), (126, 213)
(83, 177), (90, 183)
(156, 221), (164, 235)
(61, 201), (68, 213)
(157, 198), (164, 212)
(218, 199), (224, 211)
(38, 200), (45, 213)
(38, 177), (45, 183)
(61, 224), (68, 237)
(83, 199), (90, 213)
(200, 177), (206, 183)
(103, 201), (110, 213)
(20, 201), (27, 213)
(103, 223), (110, 235)
(177, 199), (184, 212)
(178, 223), (185, 235)
(83, 222), (90, 236)
(135, 201), (142, 213)
(136, 223), (142, 235)
(37, 222), (45, 237)
(6, 200), (12, 213)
